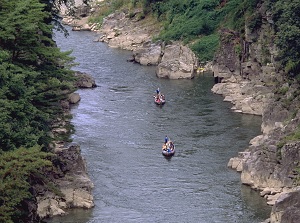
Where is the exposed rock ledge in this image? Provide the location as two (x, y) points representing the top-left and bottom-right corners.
(211, 75), (273, 116)
(37, 145), (94, 218)
(213, 13), (300, 221)
(97, 11), (198, 79)
(62, 7), (198, 79)
(37, 71), (97, 219)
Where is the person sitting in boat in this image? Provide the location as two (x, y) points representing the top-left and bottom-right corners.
(169, 141), (174, 150)
(162, 143), (167, 151)
(155, 95), (160, 102)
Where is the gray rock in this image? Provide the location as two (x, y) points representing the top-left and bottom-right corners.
(37, 144), (94, 219)
(270, 190), (300, 223)
(75, 71), (97, 88)
(68, 92), (81, 104)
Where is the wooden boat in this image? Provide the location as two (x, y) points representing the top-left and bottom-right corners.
(154, 94), (166, 105)
(162, 142), (175, 157)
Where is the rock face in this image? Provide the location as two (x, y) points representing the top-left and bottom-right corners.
(132, 42), (162, 66)
(219, 2), (300, 222)
(96, 11), (198, 79)
(74, 71), (97, 88)
(270, 189), (300, 223)
(98, 11), (158, 51)
(155, 43), (197, 79)
(37, 144), (94, 219)
(211, 77), (273, 115)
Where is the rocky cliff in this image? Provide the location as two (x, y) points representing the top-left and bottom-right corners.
(34, 72), (96, 220)
(212, 3), (300, 223)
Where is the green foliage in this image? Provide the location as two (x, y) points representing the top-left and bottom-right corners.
(234, 44), (242, 58)
(111, 0), (128, 10)
(0, 0), (78, 221)
(247, 11), (262, 32)
(273, 0), (300, 78)
(220, 0), (260, 32)
(276, 86), (289, 95)
(0, 0), (76, 152)
(154, 0), (220, 41)
(137, 0), (262, 64)
(277, 127), (300, 150)
(87, 0), (114, 26)
(190, 34), (219, 62)
(293, 165), (300, 186)
(0, 0), (51, 64)
(0, 146), (52, 223)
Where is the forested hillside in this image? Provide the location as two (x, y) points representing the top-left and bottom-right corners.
(0, 0), (76, 222)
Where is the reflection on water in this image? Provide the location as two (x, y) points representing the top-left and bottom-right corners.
(46, 209), (92, 223)
(241, 185), (272, 220)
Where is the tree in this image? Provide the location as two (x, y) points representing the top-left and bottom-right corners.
(0, 146), (52, 223)
(0, 0), (79, 221)
(0, 0), (76, 151)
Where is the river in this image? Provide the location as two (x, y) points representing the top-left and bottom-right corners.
(48, 27), (271, 223)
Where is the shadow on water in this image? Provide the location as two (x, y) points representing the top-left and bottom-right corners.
(241, 185), (272, 219)
(163, 155), (173, 161)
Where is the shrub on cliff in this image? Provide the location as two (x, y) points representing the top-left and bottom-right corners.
(139, 0), (261, 61)
(0, 146), (52, 223)
(273, 0), (300, 78)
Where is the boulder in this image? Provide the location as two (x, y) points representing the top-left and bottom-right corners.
(270, 189), (300, 223)
(98, 11), (157, 51)
(37, 145), (94, 219)
(74, 71), (97, 88)
(133, 43), (162, 65)
(68, 92), (81, 104)
(156, 44), (198, 79)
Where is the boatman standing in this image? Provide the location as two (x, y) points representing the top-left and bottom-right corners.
(164, 135), (168, 144)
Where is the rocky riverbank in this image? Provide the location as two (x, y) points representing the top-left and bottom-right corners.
(211, 6), (300, 223)
(62, 4), (199, 79)
(59, 1), (300, 222)
(36, 71), (97, 220)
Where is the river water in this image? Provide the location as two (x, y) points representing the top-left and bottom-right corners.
(48, 27), (271, 223)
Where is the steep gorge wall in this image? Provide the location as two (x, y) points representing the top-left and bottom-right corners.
(213, 2), (300, 223)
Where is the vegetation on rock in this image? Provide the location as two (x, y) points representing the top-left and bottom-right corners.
(0, 0), (78, 221)
(0, 147), (53, 223)
(90, 0), (300, 77)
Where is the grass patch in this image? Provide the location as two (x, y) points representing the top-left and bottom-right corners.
(190, 34), (220, 62)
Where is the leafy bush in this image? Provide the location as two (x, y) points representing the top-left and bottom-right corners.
(190, 34), (219, 62)
(0, 146), (52, 223)
(0, 0), (78, 221)
(273, 0), (300, 78)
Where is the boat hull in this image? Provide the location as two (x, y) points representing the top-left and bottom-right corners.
(154, 100), (166, 105)
(162, 150), (175, 156)
(162, 146), (175, 157)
